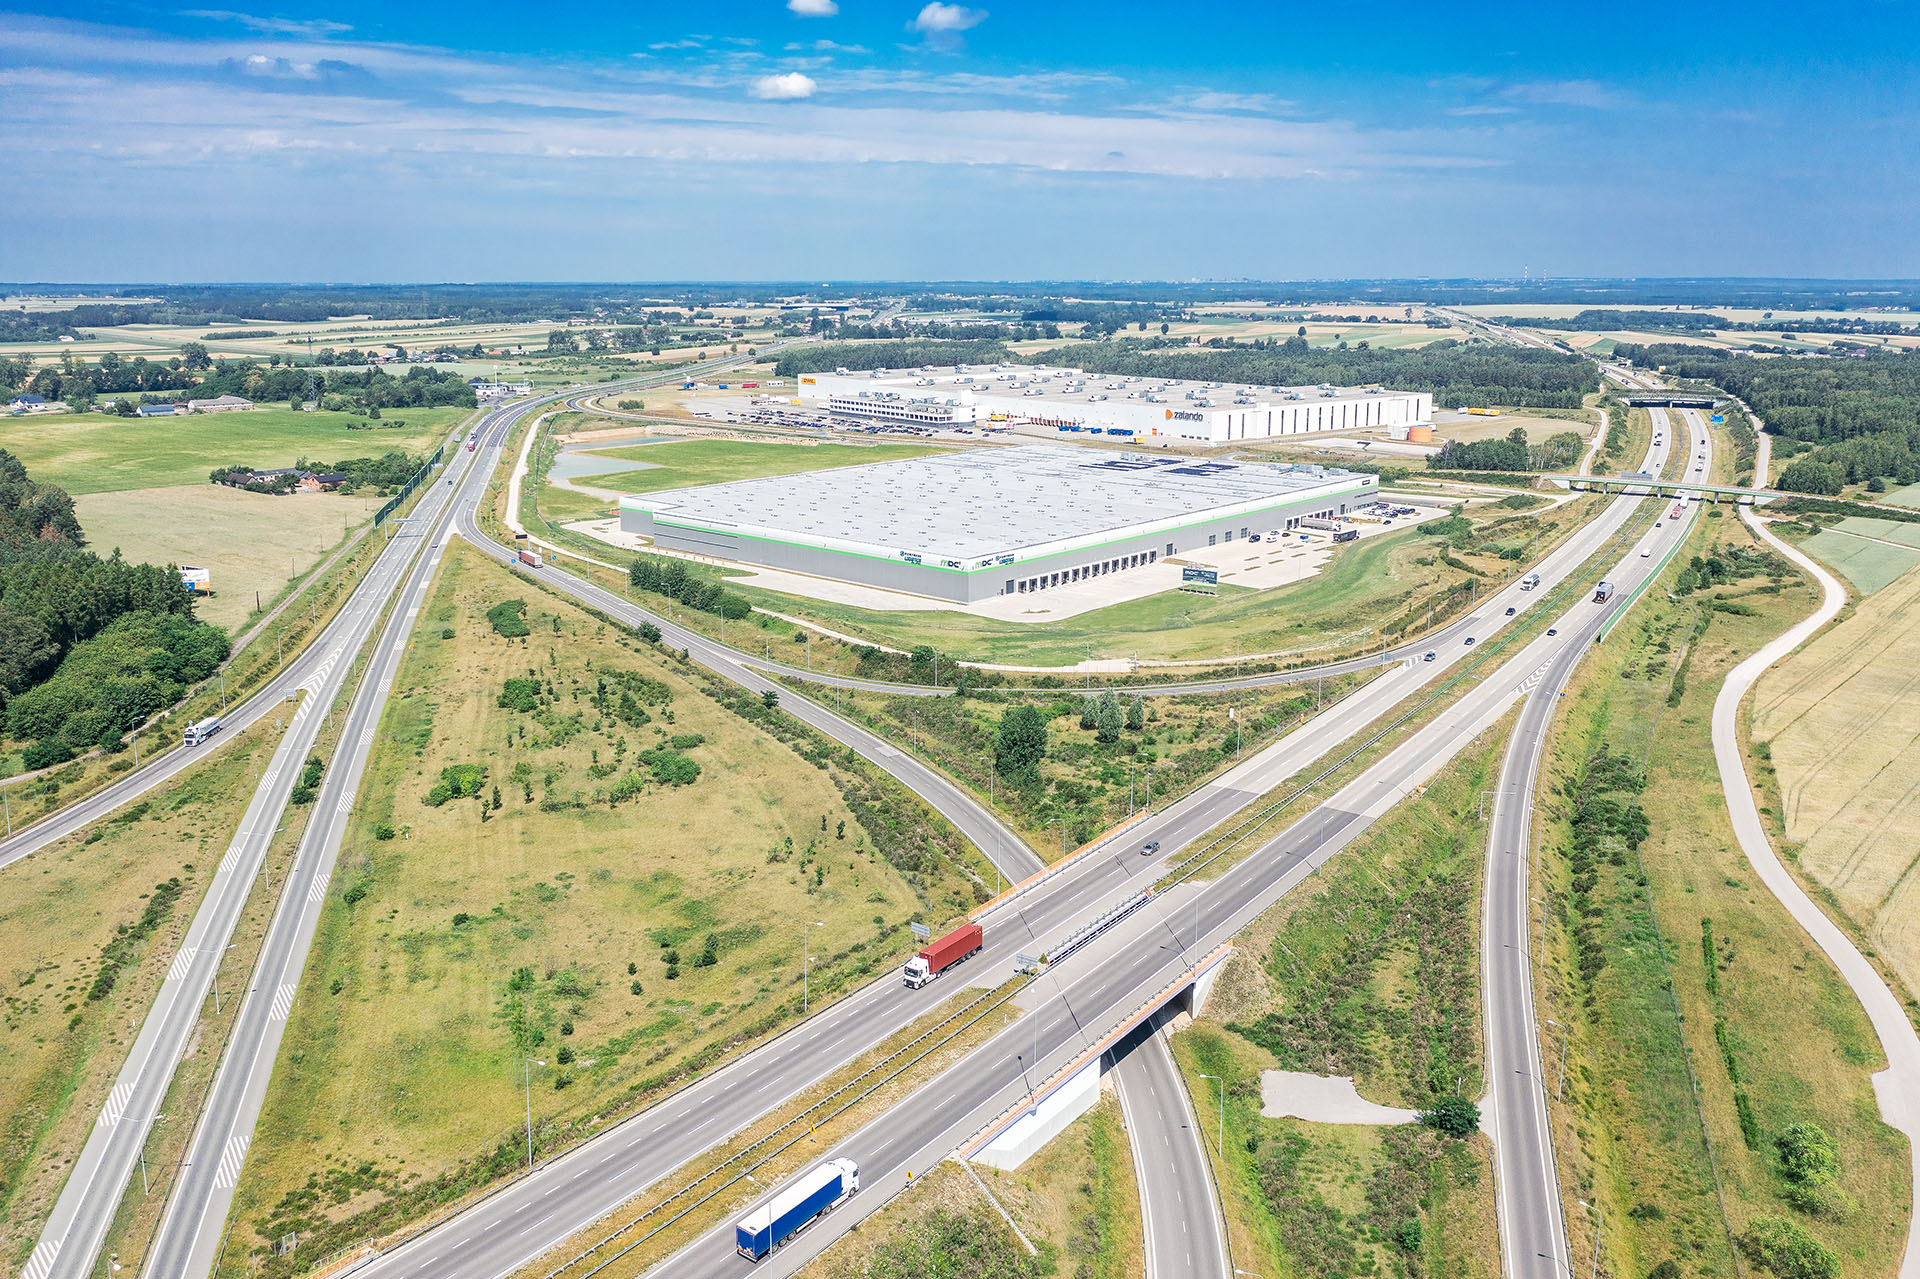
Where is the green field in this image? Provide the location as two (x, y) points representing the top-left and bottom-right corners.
(1799, 521), (1920, 594)
(568, 437), (947, 494)
(4, 407), (465, 494)
(1536, 507), (1908, 1279)
(226, 544), (986, 1277)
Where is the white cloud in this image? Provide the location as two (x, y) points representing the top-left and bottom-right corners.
(787, 0), (839, 15)
(182, 10), (352, 37)
(1501, 79), (1626, 110)
(750, 71), (818, 100)
(910, 3), (986, 33)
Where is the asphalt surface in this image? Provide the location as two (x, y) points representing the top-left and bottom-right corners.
(16, 364), (738, 1279)
(288, 378), (1690, 1279)
(1110, 1018), (1228, 1279)
(18, 410), (507, 1279)
(1479, 405), (1705, 1279)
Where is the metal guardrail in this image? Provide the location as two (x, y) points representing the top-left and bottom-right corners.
(1040, 889), (1155, 968)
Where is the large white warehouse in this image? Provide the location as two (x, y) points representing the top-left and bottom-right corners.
(620, 445), (1378, 604)
(795, 363), (1433, 445)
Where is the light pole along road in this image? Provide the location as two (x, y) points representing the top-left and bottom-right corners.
(16, 358), (751, 1279)
(621, 417), (1709, 1279)
(1481, 405), (1710, 1279)
(321, 382), (1687, 1279)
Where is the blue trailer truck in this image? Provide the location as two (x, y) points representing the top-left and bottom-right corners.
(734, 1158), (859, 1261)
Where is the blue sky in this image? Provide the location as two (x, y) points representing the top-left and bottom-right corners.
(2, 1), (1916, 282)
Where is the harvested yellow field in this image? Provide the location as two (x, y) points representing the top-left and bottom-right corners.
(72, 485), (382, 633)
(1752, 563), (1920, 998)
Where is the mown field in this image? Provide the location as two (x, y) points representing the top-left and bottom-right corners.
(4, 407), (462, 494)
(1534, 505), (1908, 1279)
(572, 436), (947, 494)
(1752, 560), (1920, 1007)
(0, 717), (285, 1274)
(1169, 720), (1506, 1279)
(73, 485), (382, 632)
(224, 544), (989, 1276)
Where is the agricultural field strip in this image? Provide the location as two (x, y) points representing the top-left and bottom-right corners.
(323, 391), (1688, 1279)
(620, 415), (1708, 1279)
(18, 410), (506, 1279)
(121, 359), (765, 1279)
(1712, 438), (1920, 1279)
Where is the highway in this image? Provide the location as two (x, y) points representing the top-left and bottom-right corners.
(19, 412), (503, 1279)
(322, 387), (1687, 1279)
(1480, 405), (1707, 1279)
(16, 360), (749, 1279)
(1109, 1018), (1228, 1279)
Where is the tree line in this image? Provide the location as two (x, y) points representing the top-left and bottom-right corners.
(0, 450), (227, 766)
(1034, 336), (1601, 409)
(774, 340), (1013, 378)
(1427, 426), (1587, 473)
(1616, 344), (1920, 493)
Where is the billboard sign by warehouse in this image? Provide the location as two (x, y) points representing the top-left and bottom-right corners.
(1182, 566), (1218, 585)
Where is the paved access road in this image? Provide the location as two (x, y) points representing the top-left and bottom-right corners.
(324, 383), (1688, 1279)
(1110, 1019), (1228, 1279)
(16, 361), (745, 1279)
(1479, 405), (1709, 1279)
(623, 406), (1703, 1279)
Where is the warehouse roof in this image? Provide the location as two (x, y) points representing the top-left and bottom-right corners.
(805, 362), (1410, 410)
(621, 444), (1370, 566)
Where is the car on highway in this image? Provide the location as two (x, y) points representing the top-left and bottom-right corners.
(1505, 606), (1516, 616)
(1642, 547), (1653, 557)
(1464, 636), (1477, 646)
(1423, 651), (1436, 661)
(1140, 840), (1160, 856)
(1547, 627), (1558, 636)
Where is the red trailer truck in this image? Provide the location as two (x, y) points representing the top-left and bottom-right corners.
(902, 923), (983, 989)
(518, 549), (542, 568)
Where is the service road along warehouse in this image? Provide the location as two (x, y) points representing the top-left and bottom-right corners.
(619, 445), (1379, 604)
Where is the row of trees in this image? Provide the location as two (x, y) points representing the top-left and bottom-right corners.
(1428, 426), (1587, 473)
(774, 339), (1012, 378)
(1036, 337), (1601, 409)
(1, 351), (476, 414)
(627, 555), (752, 621)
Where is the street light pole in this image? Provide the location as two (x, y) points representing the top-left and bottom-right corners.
(1198, 1071), (1225, 1156)
(524, 1057), (546, 1169)
(803, 920), (824, 1012)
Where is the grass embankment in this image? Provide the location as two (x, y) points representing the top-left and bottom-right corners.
(0, 716), (302, 1274)
(799, 1096), (1142, 1279)
(225, 544), (991, 1278)
(1751, 560), (1920, 1005)
(3, 407), (463, 494)
(738, 492), (1596, 669)
(1533, 507), (1909, 1279)
(1167, 722), (1507, 1279)
(830, 678), (1365, 855)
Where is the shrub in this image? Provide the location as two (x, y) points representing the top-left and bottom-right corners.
(1740, 1216), (1839, 1279)
(1418, 1096), (1481, 1137)
(638, 621), (662, 643)
(373, 822), (396, 840)
(425, 762), (488, 806)
(486, 598), (531, 638)
(498, 677), (541, 712)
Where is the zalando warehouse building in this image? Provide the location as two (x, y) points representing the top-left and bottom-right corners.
(618, 445), (1379, 605)
(792, 363), (1434, 444)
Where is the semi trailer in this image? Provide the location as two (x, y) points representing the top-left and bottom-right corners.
(902, 923), (983, 989)
(735, 1158), (859, 1261)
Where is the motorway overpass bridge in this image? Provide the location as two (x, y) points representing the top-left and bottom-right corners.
(1622, 392), (1721, 409)
(1544, 472), (1786, 505)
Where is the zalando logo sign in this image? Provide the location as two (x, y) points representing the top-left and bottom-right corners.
(1166, 409), (1205, 423)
